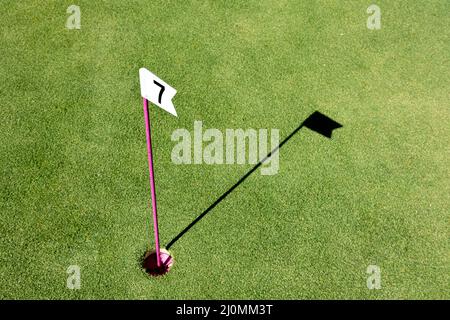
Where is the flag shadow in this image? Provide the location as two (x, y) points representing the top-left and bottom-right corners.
(165, 111), (342, 250)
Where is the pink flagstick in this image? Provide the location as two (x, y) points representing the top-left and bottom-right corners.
(142, 97), (161, 267)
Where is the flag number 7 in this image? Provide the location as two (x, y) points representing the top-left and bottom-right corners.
(153, 80), (165, 104)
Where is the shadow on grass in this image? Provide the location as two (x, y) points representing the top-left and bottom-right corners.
(165, 111), (342, 250)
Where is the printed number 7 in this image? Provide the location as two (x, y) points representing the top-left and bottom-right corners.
(153, 80), (165, 104)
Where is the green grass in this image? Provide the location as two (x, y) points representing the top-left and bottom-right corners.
(0, 0), (449, 299)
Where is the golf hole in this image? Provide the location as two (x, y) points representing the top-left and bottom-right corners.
(142, 249), (174, 276)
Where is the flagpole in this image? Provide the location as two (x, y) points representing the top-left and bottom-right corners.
(143, 98), (161, 267)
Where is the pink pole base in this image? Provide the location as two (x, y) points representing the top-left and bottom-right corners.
(143, 249), (174, 276)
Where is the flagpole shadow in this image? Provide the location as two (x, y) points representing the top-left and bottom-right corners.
(165, 111), (342, 250)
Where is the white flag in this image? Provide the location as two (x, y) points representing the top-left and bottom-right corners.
(139, 68), (177, 117)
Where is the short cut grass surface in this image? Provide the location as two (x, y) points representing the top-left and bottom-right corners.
(0, 1), (449, 299)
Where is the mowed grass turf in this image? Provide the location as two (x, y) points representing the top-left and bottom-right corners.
(0, 0), (449, 299)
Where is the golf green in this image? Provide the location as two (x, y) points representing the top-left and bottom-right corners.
(0, 1), (448, 299)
